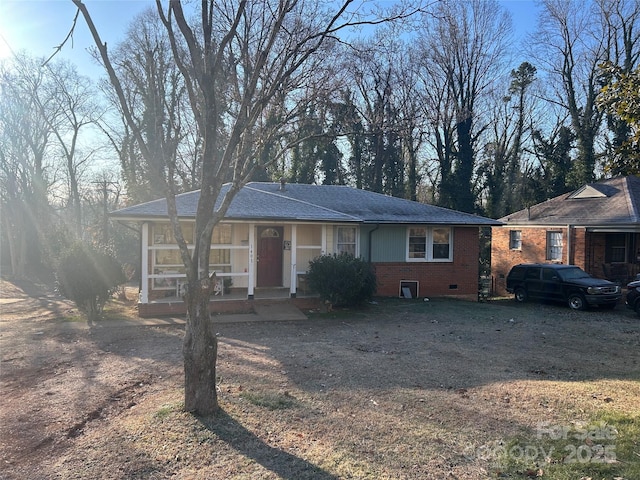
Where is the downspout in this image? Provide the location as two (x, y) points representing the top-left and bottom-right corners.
(567, 224), (572, 265)
(139, 223), (144, 298)
(368, 224), (380, 263)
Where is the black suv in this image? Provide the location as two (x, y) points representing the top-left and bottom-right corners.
(506, 264), (622, 310)
(626, 276), (640, 315)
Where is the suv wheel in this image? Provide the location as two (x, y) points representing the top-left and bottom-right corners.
(514, 288), (527, 303)
(568, 293), (586, 310)
(635, 300), (640, 316)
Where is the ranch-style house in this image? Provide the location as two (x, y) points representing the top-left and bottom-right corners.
(111, 181), (501, 316)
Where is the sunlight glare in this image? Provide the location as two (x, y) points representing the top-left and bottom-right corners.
(0, 32), (13, 59)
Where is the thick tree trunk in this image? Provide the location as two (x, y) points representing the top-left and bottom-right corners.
(454, 116), (475, 213)
(182, 276), (219, 416)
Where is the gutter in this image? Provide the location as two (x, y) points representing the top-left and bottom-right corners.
(368, 224), (380, 263)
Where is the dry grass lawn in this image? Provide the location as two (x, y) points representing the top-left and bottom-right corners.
(1, 278), (639, 479)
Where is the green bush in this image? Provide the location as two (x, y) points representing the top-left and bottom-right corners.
(55, 243), (126, 322)
(306, 253), (376, 307)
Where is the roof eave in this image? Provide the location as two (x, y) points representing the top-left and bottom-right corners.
(361, 219), (503, 226)
(499, 220), (640, 228)
(111, 213), (503, 226)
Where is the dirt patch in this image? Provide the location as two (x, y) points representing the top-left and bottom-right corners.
(1, 278), (639, 479)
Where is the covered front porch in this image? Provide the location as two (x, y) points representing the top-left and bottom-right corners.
(584, 230), (640, 285)
(137, 220), (334, 316)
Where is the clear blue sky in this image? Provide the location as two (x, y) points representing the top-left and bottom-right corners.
(0, 0), (539, 78)
(0, 0), (154, 76)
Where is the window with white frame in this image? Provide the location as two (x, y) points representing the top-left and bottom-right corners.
(407, 226), (452, 261)
(336, 226), (357, 256)
(509, 230), (522, 250)
(546, 231), (563, 261)
(209, 224), (232, 273)
(151, 223), (233, 289)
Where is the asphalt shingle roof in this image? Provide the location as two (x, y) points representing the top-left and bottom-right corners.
(111, 182), (500, 226)
(499, 176), (640, 226)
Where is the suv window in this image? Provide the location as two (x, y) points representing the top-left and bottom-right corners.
(508, 266), (526, 280)
(542, 268), (558, 281)
(558, 267), (590, 280)
(525, 267), (540, 280)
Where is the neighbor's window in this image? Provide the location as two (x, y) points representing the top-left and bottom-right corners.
(546, 231), (563, 261)
(336, 226), (357, 256)
(407, 227), (452, 262)
(605, 233), (627, 263)
(509, 230), (522, 250)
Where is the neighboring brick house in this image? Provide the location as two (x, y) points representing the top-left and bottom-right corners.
(492, 176), (640, 295)
(111, 181), (500, 316)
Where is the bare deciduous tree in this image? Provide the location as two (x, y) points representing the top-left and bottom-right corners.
(417, 0), (512, 213)
(532, 0), (613, 187)
(1, 53), (104, 275)
(342, 32), (423, 198)
(598, 0), (640, 173)
(43, 60), (102, 237)
(480, 62), (538, 218)
(70, 0), (420, 416)
(0, 54), (55, 276)
(98, 7), (197, 203)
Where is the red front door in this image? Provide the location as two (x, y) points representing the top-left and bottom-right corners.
(257, 227), (283, 287)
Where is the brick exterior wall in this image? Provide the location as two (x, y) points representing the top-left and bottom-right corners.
(374, 227), (479, 300)
(138, 297), (323, 318)
(491, 226), (590, 295)
(574, 228), (587, 270)
(589, 232), (607, 278)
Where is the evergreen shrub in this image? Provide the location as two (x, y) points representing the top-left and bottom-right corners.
(306, 253), (376, 307)
(55, 243), (125, 321)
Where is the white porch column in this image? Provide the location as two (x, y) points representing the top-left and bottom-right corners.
(290, 224), (297, 296)
(248, 223), (255, 298)
(140, 222), (149, 303)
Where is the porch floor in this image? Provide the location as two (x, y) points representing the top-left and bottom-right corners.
(149, 287), (315, 304)
(139, 288), (321, 318)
